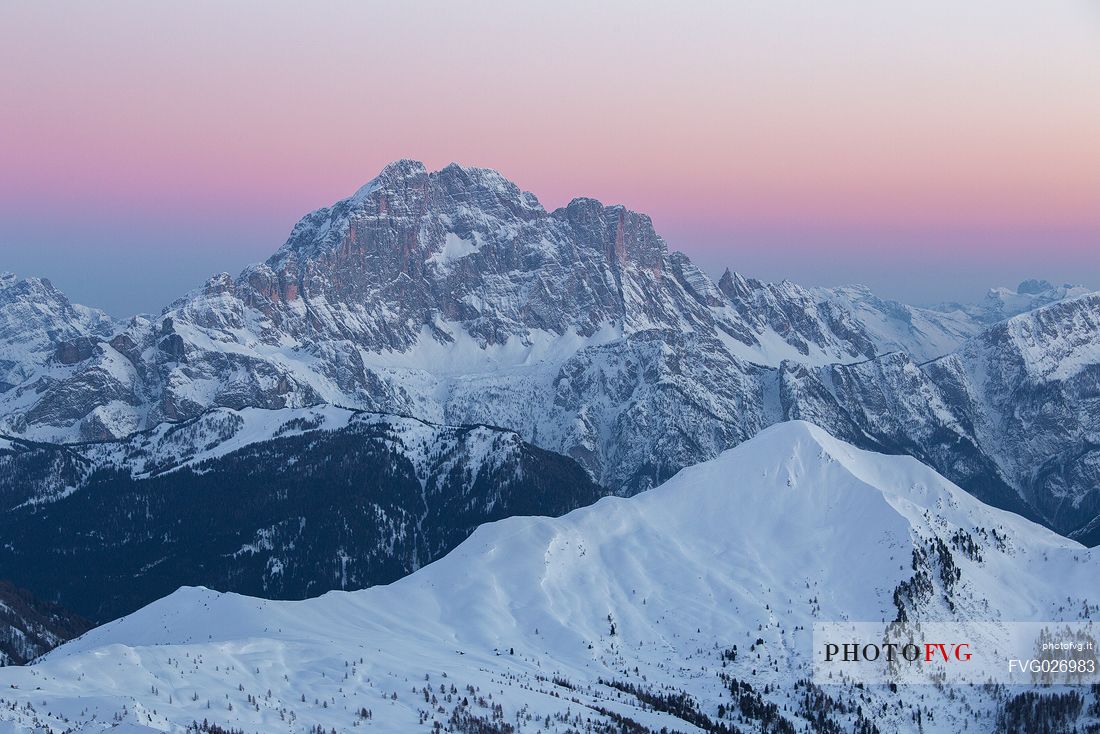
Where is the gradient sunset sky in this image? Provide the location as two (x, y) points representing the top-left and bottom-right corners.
(2, 1), (1098, 315)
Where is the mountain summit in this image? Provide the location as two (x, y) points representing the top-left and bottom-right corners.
(241, 158), (680, 351)
(1, 162), (1098, 540)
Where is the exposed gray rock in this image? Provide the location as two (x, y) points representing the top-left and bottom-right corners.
(0, 161), (1096, 540)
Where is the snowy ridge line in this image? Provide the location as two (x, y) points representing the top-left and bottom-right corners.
(0, 403), (561, 518)
(0, 421), (1096, 733)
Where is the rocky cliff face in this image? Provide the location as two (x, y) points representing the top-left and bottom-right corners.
(927, 293), (1100, 538)
(775, 292), (1100, 538)
(0, 273), (114, 393)
(0, 160), (1096, 540)
(719, 272), (980, 364)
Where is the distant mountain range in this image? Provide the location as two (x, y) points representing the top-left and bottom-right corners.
(2, 161), (1097, 544)
(1, 423), (1096, 732)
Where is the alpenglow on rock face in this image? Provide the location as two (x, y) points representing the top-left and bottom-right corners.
(0, 160), (1098, 540)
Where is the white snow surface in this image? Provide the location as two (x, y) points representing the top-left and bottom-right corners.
(0, 421), (1095, 733)
(427, 231), (482, 267)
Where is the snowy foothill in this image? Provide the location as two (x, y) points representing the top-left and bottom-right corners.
(0, 421), (1096, 733)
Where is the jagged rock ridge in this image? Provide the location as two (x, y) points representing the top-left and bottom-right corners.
(0, 160), (1097, 540)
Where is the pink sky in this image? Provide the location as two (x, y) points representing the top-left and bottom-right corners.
(1, 1), (1098, 314)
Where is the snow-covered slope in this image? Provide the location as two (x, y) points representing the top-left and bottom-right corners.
(1, 422), (1095, 733)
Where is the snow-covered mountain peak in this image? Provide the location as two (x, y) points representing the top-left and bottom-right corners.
(343, 158), (428, 204)
(48, 420), (1092, 662)
(0, 272), (115, 389)
(929, 278), (1095, 325)
(5, 422), (1095, 733)
(714, 269), (980, 364)
(1, 165), (1097, 537)
(984, 280), (1094, 316)
(644, 420), (1065, 549)
(270, 160), (546, 267)
(374, 156), (428, 180)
